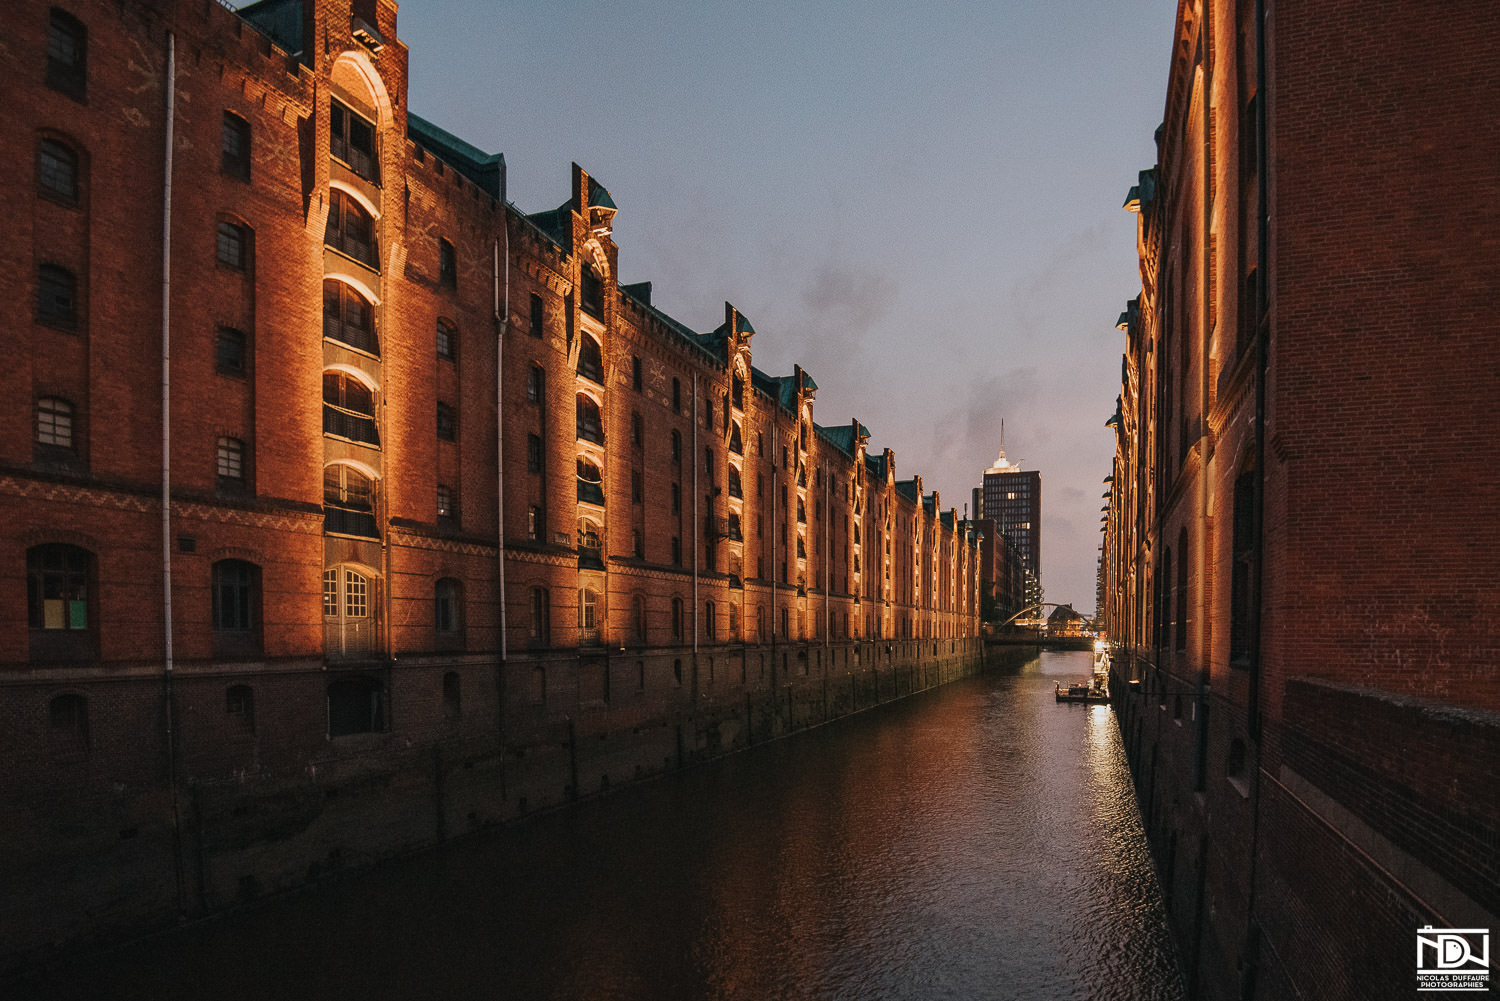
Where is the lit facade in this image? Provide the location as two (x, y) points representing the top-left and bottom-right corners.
(0, 0), (983, 967)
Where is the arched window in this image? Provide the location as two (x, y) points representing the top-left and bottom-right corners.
(728, 513), (742, 541)
(576, 457), (604, 505)
(216, 436), (246, 491)
(580, 264), (603, 318)
(324, 465), (377, 538)
(46, 8), (88, 99)
(323, 372), (379, 446)
(35, 397), (75, 453)
(527, 364), (545, 404)
(672, 378), (681, 414)
(670, 430), (681, 465)
(729, 421), (743, 456)
(221, 111), (250, 181)
(217, 219), (250, 271)
(37, 263), (77, 328)
(28, 543), (94, 660)
(327, 676), (383, 736)
(323, 565), (375, 658)
(631, 412), (643, 449)
(38, 138), (78, 203)
(577, 334), (603, 383)
(727, 465), (742, 498)
(212, 559), (260, 656)
(49, 693), (89, 757)
(576, 394), (604, 444)
(731, 372), (744, 410)
(435, 578), (463, 646)
(529, 587), (550, 644)
(326, 188), (377, 266)
(436, 318), (457, 361)
(442, 672), (462, 720)
(323, 279), (378, 354)
(330, 98), (378, 182)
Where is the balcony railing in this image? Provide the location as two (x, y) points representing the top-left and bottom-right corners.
(577, 419), (605, 445)
(323, 405), (381, 447)
(325, 316), (379, 355)
(327, 229), (378, 269)
(324, 617), (375, 659)
(325, 506), (379, 539)
(578, 626), (602, 647)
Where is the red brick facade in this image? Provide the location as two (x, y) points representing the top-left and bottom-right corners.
(1102, 2), (1500, 999)
(0, 0), (983, 968)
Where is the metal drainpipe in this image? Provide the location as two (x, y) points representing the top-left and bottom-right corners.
(692, 373), (698, 655)
(823, 461), (829, 646)
(1240, 1), (1271, 992)
(495, 226), (509, 663)
(159, 29), (186, 916)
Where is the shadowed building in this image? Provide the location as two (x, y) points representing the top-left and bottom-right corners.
(1102, 2), (1500, 999)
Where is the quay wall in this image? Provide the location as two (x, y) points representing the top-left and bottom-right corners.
(2, 639), (1008, 975)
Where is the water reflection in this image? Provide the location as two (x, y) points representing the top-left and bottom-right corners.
(18, 650), (1182, 1001)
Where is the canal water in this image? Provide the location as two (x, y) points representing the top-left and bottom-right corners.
(21, 650), (1183, 1001)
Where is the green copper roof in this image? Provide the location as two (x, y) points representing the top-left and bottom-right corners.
(409, 113), (505, 199)
(588, 177), (617, 211)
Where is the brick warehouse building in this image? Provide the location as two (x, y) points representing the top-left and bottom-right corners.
(1102, 2), (1499, 1000)
(0, 0), (985, 966)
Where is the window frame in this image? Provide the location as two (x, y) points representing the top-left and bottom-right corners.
(38, 138), (79, 205)
(221, 111), (251, 182)
(45, 8), (87, 100)
(216, 219), (249, 272)
(37, 263), (78, 329)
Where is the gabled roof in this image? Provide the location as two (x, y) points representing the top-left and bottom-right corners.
(408, 114), (504, 199)
(895, 479), (919, 502)
(748, 367), (799, 412)
(865, 452), (888, 480)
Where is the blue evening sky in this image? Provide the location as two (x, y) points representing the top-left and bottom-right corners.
(400, 0), (1175, 614)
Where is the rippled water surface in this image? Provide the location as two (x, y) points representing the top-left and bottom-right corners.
(24, 651), (1183, 1000)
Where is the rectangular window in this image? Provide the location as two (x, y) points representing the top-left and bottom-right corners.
(528, 505), (543, 541)
(527, 365), (544, 404)
(222, 112), (250, 181)
(530, 293), (544, 337)
(436, 403), (457, 441)
(217, 436), (245, 482)
(436, 319), (456, 361)
(527, 434), (543, 473)
(632, 355), (642, 391)
(437, 484), (456, 522)
(217, 221), (248, 271)
(38, 140), (78, 204)
(36, 398), (74, 450)
(580, 266), (603, 318)
(330, 99), (378, 182)
(216, 326), (246, 375)
(439, 238), (457, 289)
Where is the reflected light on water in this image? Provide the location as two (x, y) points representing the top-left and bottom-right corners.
(19, 649), (1183, 1001)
